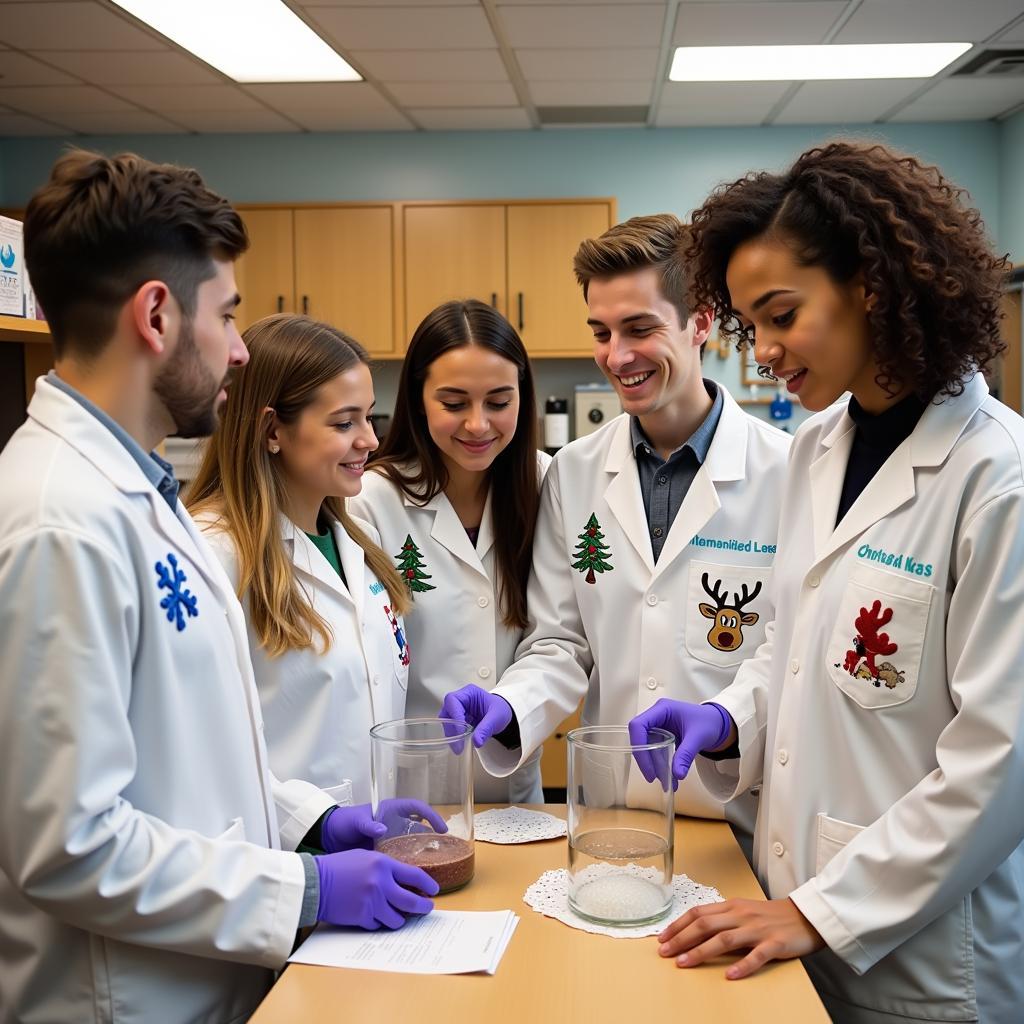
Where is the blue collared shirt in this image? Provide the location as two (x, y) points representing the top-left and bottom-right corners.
(630, 379), (723, 562)
(47, 371), (180, 511)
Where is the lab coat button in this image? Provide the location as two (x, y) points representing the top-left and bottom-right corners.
(646, 677), (658, 690)
(808, 574), (820, 588)
(477, 595), (489, 608)
(478, 666), (491, 680)
(372, 675), (380, 686)
(646, 594), (658, 606)
(790, 659), (800, 674)
(777, 749), (789, 766)
(772, 841), (785, 857)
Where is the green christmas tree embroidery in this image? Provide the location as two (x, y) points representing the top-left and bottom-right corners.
(571, 513), (613, 585)
(395, 534), (436, 593)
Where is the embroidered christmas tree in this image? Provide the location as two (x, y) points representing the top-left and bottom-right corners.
(571, 513), (613, 585)
(395, 534), (436, 593)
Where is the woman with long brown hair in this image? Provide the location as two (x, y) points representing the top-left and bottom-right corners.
(629, 141), (1024, 1021)
(350, 299), (548, 804)
(188, 314), (423, 816)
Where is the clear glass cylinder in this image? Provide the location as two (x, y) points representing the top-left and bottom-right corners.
(369, 717), (475, 893)
(567, 725), (675, 926)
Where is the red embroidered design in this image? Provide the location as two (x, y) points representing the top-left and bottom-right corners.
(837, 599), (904, 688)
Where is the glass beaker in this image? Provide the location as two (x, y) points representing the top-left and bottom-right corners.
(369, 717), (475, 893)
(567, 725), (675, 926)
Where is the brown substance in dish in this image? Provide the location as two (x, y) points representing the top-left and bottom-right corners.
(378, 833), (475, 893)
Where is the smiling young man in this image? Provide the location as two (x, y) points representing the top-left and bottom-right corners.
(441, 214), (791, 846)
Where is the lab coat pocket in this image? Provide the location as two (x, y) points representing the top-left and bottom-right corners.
(814, 813), (864, 874)
(685, 560), (772, 668)
(826, 563), (934, 710)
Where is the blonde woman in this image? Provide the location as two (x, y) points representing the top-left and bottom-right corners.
(189, 315), (443, 851)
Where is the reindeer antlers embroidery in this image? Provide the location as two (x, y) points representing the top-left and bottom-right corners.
(698, 572), (763, 652)
(837, 599), (905, 689)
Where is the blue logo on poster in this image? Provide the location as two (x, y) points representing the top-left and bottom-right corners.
(0, 245), (15, 271)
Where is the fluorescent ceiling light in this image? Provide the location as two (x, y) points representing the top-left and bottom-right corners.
(669, 43), (972, 82)
(110, 0), (361, 83)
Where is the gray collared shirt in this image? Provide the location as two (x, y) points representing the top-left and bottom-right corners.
(47, 371), (180, 511)
(631, 379), (723, 562)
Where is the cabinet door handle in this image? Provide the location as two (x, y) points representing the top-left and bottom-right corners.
(302, 295), (309, 315)
(491, 292), (498, 309)
(517, 292), (524, 331)
(277, 295), (284, 313)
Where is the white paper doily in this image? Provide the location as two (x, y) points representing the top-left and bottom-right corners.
(523, 865), (723, 938)
(474, 807), (568, 844)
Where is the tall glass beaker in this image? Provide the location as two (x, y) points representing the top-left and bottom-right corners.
(370, 717), (475, 893)
(567, 725), (675, 925)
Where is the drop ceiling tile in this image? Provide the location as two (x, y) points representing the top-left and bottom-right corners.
(32, 50), (222, 86)
(0, 50), (78, 86)
(889, 76), (1024, 120)
(0, 84), (139, 115)
(673, 2), (845, 46)
(657, 80), (792, 124)
(0, 110), (65, 135)
(387, 80), (518, 106)
(530, 80), (652, 104)
(288, 108), (414, 131)
(301, 0), (477, 5)
(774, 79), (928, 123)
(0, 2), (164, 50)
(835, 0), (1024, 44)
(168, 109), (301, 133)
(108, 84), (265, 113)
(411, 106), (532, 129)
(59, 110), (185, 134)
(499, 4), (667, 48)
(352, 49), (509, 82)
(245, 82), (395, 113)
(310, 6), (496, 50)
(516, 47), (658, 80)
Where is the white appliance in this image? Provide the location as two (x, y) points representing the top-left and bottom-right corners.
(574, 383), (622, 439)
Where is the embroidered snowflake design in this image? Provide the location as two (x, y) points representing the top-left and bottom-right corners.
(154, 552), (199, 632)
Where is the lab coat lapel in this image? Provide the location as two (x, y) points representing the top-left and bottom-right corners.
(602, 416), (655, 575)
(422, 491), (489, 581)
(285, 517), (353, 605)
(475, 487), (495, 561)
(333, 518), (364, 616)
(652, 389), (747, 579)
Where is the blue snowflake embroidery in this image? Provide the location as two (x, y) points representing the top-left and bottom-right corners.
(154, 553), (199, 632)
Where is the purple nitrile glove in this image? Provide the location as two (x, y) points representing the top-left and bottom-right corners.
(439, 684), (513, 749)
(322, 801), (448, 853)
(627, 699), (734, 786)
(315, 849), (439, 930)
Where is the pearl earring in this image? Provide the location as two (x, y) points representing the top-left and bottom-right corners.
(269, 444), (280, 454)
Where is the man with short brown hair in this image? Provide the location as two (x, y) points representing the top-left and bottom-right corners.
(444, 214), (790, 850)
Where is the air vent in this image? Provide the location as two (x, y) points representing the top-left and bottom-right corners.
(537, 105), (649, 126)
(954, 49), (1024, 77)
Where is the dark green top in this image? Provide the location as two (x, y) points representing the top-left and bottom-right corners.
(305, 526), (346, 584)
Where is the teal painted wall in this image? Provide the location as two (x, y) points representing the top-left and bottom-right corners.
(0, 121), (1003, 432)
(1000, 109), (1024, 264)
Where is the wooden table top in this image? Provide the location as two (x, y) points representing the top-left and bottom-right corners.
(251, 807), (829, 1023)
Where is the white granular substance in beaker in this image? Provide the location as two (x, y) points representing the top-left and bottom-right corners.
(572, 873), (668, 921)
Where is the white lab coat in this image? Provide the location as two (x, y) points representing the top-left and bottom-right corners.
(478, 388), (791, 836)
(0, 378), (335, 1024)
(200, 513), (410, 804)
(698, 373), (1024, 1023)
(349, 452), (551, 804)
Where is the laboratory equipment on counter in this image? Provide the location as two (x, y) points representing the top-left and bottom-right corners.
(370, 717), (475, 892)
(574, 383), (622, 439)
(566, 726), (675, 926)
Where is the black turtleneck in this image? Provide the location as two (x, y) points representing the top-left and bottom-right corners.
(836, 392), (928, 525)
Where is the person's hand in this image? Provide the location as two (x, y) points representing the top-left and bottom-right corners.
(322, 800), (448, 853)
(628, 699), (734, 785)
(657, 897), (825, 979)
(315, 849), (439, 930)
(440, 684), (514, 749)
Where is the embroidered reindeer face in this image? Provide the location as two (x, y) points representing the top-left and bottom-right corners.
(699, 573), (762, 652)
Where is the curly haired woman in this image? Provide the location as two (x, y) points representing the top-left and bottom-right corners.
(629, 141), (1024, 1023)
